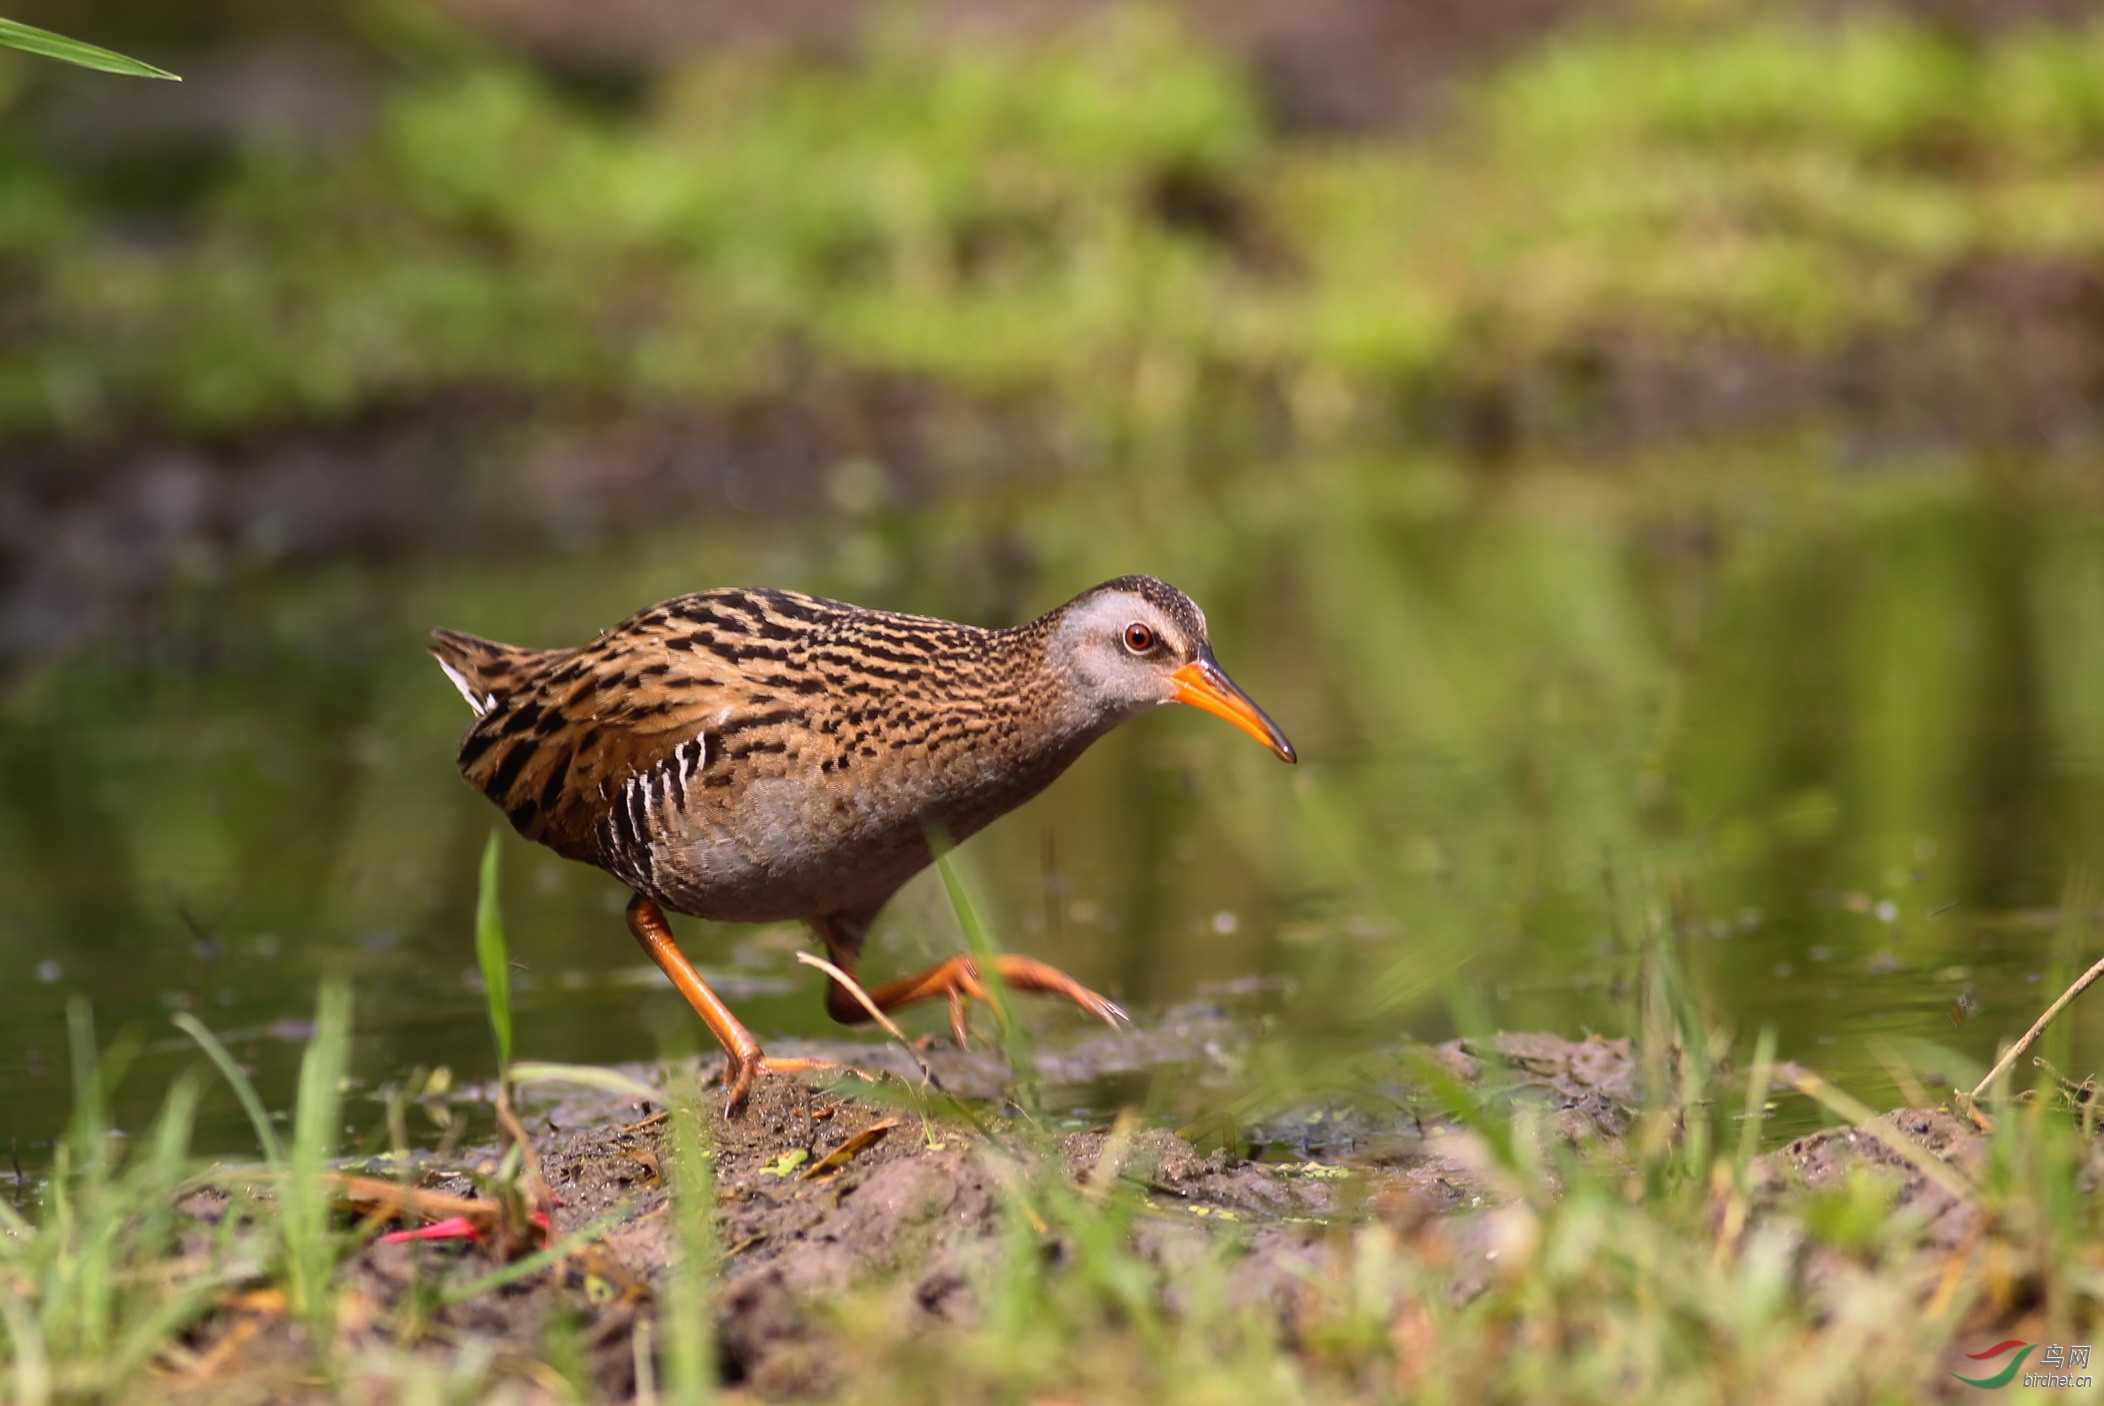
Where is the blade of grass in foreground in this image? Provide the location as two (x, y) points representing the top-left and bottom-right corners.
(11, 1013), (236, 1403)
(509, 1062), (661, 1103)
(171, 1012), (287, 1169)
(0, 19), (177, 78)
(475, 831), (513, 1076)
(178, 984), (355, 1333)
(471, 831), (553, 1213)
(933, 845), (1028, 1080)
(287, 980), (353, 1334)
(661, 1095), (717, 1405)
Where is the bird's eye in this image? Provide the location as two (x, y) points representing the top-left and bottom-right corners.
(1122, 623), (1156, 653)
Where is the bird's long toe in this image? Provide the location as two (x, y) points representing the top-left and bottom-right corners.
(718, 1052), (843, 1115)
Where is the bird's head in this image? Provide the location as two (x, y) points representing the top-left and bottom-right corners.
(1045, 576), (1296, 762)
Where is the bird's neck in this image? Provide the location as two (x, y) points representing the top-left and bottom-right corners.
(996, 609), (1136, 761)
(902, 627), (1102, 847)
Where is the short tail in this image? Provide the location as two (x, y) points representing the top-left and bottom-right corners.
(428, 627), (557, 718)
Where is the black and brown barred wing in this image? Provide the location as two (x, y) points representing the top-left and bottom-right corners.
(427, 589), (861, 877)
(432, 625), (720, 872)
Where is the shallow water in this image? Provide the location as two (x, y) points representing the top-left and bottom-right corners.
(5, 441), (2104, 1160)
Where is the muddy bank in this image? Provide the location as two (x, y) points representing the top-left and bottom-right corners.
(161, 1029), (1639, 1401)
(149, 1024), (2066, 1402)
(0, 402), (869, 671)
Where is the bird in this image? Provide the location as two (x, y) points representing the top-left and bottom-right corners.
(430, 575), (1295, 1111)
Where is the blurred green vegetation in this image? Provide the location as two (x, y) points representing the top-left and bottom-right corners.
(7, 10), (2104, 444)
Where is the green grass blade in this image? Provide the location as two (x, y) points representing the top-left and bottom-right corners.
(0, 18), (178, 79)
(933, 847), (1016, 1034)
(475, 831), (513, 1074)
(145, 1073), (203, 1189)
(64, 998), (108, 1179)
(934, 843), (1046, 1117)
(509, 1061), (661, 1103)
(662, 1097), (717, 1405)
(1734, 1026), (1778, 1170)
(132, 1074), (203, 1267)
(171, 1012), (287, 1169)
(286, 980), (353, 1327)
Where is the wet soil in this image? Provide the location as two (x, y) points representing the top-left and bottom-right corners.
(0, 403), (862, 669)
(148, 1022), (2068, 1403)
(1754, 1108), (1992, 1253)
(159, 1026), (1651, 1402)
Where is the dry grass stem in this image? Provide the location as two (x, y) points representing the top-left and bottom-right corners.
(1970, 951), (2104, 1100)
(793, 951), (941, 1091)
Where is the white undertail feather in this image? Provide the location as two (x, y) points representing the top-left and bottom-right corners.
(437, 659), (492, 717)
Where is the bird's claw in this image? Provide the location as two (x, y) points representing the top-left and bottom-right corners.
(717, 1051), (841, 1116)
(941, 957), (1127, 1046)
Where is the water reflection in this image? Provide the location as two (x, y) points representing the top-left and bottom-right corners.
(3, 446), (2102, 1156)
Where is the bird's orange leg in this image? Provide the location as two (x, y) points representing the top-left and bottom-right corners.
(818, 945), (1129, 1049)
(626, 895), (831, 1114)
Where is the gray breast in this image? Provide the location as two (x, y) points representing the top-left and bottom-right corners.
(632, 742), (936, 922)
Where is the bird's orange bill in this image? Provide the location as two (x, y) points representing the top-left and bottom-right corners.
(1170, 653), (1297, 763)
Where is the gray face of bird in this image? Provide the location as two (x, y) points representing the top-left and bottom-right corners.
(1048, 587), (1207, 726)
(1044, 580), (1299, 763)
